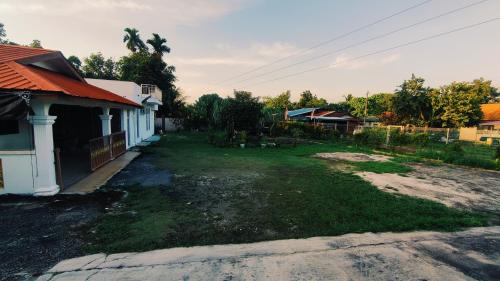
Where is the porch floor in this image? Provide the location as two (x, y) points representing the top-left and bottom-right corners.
(61, 151), (141, 194)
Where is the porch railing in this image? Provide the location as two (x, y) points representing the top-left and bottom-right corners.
(89, 131), (126, 171)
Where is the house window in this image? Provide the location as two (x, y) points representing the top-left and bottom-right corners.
(0, 120), (19, 135)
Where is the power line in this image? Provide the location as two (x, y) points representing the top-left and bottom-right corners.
(241, 17), (500, 89)
(216, 0), (433, 84)
(233, 0), (489, 84)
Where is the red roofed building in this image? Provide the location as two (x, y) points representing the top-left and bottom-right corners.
(0, 44), (149, 195)
(480, 104), (500, 129)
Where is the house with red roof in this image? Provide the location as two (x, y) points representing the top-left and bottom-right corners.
(0, 44), (154, 195)
(480, 104), (500, 129)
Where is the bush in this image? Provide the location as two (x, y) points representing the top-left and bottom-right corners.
(208, 130), (231, 147)
(353, 128), (386, 146)
(237, 131), (248, 144)
(496, 146), (500, 161)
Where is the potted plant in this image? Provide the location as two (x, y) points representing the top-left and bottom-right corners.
(239, 131), (247, 148)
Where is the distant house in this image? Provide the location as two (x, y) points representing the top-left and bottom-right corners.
(479, 104), (500, 129)
(0, 44), (156, 195)
(86, 79), (162, 147)
(286, 108), (359, 133)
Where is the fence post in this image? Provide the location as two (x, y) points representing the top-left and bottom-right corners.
(386, 126), (390, 146)
(446, 128), (450, 144)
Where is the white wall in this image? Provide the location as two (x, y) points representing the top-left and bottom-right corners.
(0, 151), (36, 195)
(86, 79), (159, 146)
(86, 79), (143, 104)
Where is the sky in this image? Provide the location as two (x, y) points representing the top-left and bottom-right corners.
(1, 0), (499, 103)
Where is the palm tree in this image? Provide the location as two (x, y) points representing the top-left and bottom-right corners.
(147, 33), (170, 57)
(123, 27), (147, 53)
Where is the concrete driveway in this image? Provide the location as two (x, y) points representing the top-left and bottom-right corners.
(38, 227), (499, 281)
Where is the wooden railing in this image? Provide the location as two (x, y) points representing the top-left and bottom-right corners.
(89, 131), (126, 171)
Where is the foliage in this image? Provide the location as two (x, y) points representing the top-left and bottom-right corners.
(392, 74), (432, 126)
(297, 90), (327, 108)
(353, 128), (386, 146)
(188, 93), (223, 129)
(123, 27), (147, 53)
(67, 55), (82, 73)
(263, 90), (292, 111)
(147, 33), (170, 57)
(277, 122), (333, 140)
(431, 79), (494, 127)
(237, 131), (248, 144)
(28, 39), (42, 48)
(496, 146), (500, 161)
(82, 52), (118, 79)
(0, 23), (5, 42)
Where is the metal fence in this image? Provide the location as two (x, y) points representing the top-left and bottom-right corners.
(359, 125), (500, 146)
(89, 131), (126, 171)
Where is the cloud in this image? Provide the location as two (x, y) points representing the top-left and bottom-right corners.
(0, 0), (248, 25)
(174, 41), (300, 67)
(172, 57), (264, 66)
(331, 53), (401, 70)
(250, 42), (300, 58)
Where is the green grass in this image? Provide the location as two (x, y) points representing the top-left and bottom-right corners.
(351, 161), (414, 174)
(84, 132), (488, 254)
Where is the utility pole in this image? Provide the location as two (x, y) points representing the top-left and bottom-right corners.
(363, 91), (369, 126)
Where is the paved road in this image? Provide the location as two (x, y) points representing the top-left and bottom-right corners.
(37, 227), (500, 281)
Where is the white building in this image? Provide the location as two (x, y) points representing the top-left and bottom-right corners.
(86, 79), (162, 148)
(0, 44), (160, 195)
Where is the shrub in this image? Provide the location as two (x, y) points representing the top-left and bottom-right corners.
(496, 146), (500, 161)
(208, 130), (231, 147)
(353, 128), (386, 146)
(237, 131), (248, 144)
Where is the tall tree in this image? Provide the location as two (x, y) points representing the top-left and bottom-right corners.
(123, 27), (147, 53)
(82, 52), (117, 79)
(0, 23), (6, 43)
(431, 79), (493, 128)
(392, 74), (432, 126)
(263, 90), (292, 111)
(28, 39), (42, 48)
(297, 90), (327, 108)
(67, 55), (82, 71)
(146, 33), (170, 57)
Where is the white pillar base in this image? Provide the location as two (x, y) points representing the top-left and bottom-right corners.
(34, 185), (60, 196)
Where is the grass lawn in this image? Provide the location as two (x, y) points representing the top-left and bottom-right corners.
(84, 133), (488, 254)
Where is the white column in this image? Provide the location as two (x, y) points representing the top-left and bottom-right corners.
(99, 107), (113, 136)
(29, 102), (59, 196)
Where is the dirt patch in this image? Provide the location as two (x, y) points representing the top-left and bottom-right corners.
(356, 163), (500, 221)
(0, 191), (121, 281)
(315, 152), (392, 162)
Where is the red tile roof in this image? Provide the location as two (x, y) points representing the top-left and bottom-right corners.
(0, 44), (140, 107)
(481, 104), (500, 121)
(0, 44), (55, 63)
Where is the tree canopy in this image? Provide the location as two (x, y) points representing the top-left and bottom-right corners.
(147, 33), (170, 57)
(81, 52), (117, 80)
(297, 90), (327, 108)
(123, 27), (147, 53)
(392, 74), (432, 126)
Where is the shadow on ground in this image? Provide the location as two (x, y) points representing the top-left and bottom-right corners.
(106, 153), (172, 187)
(0, 191), (122, 281)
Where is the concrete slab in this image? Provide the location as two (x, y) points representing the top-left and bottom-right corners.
(38, 227), (500, 281)
(61, 151), (140, 194)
